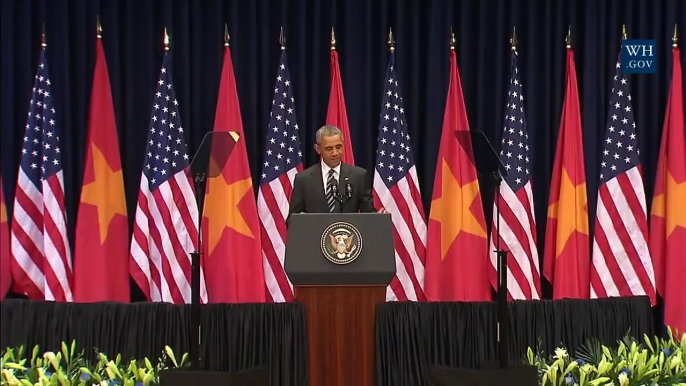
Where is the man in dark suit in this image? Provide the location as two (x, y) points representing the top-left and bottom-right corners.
(288, 125), (382, 217)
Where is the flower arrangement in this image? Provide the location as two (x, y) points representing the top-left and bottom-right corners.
(526, 328), (686, 386)
(0, 340), (188, 386)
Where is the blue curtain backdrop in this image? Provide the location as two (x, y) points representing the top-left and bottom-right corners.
(1, 0), (685, 304)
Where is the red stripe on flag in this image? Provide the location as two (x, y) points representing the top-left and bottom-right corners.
(592, 215), (631, 296)
(14, 188), (43, 233)
(260, 223), (293, 302)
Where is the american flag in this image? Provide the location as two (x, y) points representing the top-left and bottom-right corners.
(590, 56), (656, 304)
(258, 51), (304, 303)
(10, 47), (73, 301)
(129, 51), (207, 304)
(489, 49), (541, 300)
(372, 51), (427, 302)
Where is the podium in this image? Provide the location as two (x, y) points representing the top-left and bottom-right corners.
(285, 213), (396, 386)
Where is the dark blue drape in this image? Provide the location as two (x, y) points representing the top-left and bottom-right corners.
(1, 0), (685, 306)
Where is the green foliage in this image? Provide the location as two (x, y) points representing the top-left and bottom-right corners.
(525, 328), (686, 386)
(1, 341), (189, 386)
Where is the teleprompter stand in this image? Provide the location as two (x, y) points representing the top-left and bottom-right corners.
(160, 131), (268, 385)
(428, 130), (536, 386)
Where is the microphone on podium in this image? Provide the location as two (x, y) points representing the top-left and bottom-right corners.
(345, 178), (352, 199)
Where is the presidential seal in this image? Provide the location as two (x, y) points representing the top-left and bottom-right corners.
(320, 222), (363, 265)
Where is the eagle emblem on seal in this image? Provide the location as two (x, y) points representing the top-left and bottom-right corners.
(320, 222), (363, 265)
(329, 233), (355, 259)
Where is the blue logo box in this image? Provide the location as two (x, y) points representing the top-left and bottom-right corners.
(622, 39), (656, 74)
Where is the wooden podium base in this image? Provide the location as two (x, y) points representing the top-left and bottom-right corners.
(295, 285), (385, 386)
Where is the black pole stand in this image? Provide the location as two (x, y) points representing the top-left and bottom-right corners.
(159, 131), (270, 385)
(430, 130), (537, 385)
(186, 130), (236, 371)
(455, 130), (510, 369)
(190, 171), (207, 371)
(492, 170), (509, 368)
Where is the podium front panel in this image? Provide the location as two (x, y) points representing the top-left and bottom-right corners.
(284, 213), (395, 286)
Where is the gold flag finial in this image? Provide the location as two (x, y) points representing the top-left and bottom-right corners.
(566, 25), (572, 49)
(450, 27), (455, 51)
(279, 26), (286, 50)
(41, 24), (46, 47)
(224, 23), (229, 47)
(97, 15), (102, 39)
(388, 27), (395, 52)
(622, 24), (627, 40)
(164, 27), (170, 51)
(510, 26), (517, 50)
(673, 24), (678, 48)
(331, 26), (336, 50)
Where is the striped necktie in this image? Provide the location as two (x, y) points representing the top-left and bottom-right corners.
(326, 169), (336, 213)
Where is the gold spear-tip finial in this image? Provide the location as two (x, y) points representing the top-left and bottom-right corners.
(450, 27), (455, 51)
(510, 26), (517, 50)
(279, 26), (286, 50)
(41, 23), (46, 47)
(566, 25), (572, 49)
(224, 23), (229, 47)
(97, 15), (102, 39)
(164, 27), (170, 51)
(673, 24), (678, 48)
(388, 27), (395, 52)
(622, 24), (627, 40)
(331, 26), (336, 50)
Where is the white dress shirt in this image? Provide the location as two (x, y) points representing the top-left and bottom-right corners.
(321, 160), (341, 191)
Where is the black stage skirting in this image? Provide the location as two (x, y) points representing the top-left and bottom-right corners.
(375, 296), (654, 386)
(1, 297), (654, 386)
(0, 300), (309, 386)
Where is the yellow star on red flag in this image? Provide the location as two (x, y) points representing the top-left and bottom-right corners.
(429, 159), (486, 259)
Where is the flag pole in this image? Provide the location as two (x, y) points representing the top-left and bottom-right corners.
(169, 22), (202, 371)
(493, 27), (515, 369)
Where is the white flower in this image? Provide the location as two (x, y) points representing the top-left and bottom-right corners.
(618, 372), (629, 386)
(554, 348), (568, 359)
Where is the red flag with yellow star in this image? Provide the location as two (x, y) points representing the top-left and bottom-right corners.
(73, 36), (129, 302)
(1, 176), (11, 299)
(650, 43), (686, 335)
(425, 48), (490, 301)
(543, 46), (590, 300)
(326, 34), (354, 165)
(202, 42), (266, 303)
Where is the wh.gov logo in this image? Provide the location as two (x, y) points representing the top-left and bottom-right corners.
(622, 40), (656, 74)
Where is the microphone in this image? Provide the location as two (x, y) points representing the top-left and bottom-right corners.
(331, 181), (341, 202)
(345, 178), (353, 198)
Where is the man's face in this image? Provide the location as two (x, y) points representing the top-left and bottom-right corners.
(315, 134), (344, 167)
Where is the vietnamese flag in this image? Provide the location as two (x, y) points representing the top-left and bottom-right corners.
(73, 34), (129, 302)
(543, 46), (590, 300)
(1, 176), (10, 299)
(202, 39), (266, 303)
(326, 30), (354, 164)
(425, 48), (490, 301)
(650, 43), (686, 335)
